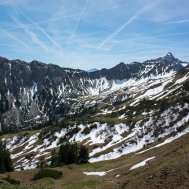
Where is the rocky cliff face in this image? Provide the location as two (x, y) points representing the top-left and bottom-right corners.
(0, 53), (188, 132)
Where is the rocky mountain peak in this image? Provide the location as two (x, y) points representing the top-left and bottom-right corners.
(116, 62), (126, 67)
(164, 52), (175, 61)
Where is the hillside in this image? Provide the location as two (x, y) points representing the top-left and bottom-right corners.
(0, 131), (189, 189)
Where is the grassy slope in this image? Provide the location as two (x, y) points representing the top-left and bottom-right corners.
(1, 132), (189, 189)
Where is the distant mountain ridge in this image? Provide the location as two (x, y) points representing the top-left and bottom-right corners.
(0, 53), (188, 132)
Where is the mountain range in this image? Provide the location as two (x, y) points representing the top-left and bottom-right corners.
(1, 52), (189, 172)
(0, 52), (188, 131)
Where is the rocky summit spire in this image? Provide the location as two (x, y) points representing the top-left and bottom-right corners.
(165, 52), (175, 61)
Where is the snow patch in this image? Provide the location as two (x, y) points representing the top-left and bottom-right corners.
(130, 157), (155, 170)
(83, 169), (115, 176)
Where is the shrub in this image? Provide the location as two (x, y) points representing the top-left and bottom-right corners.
(81, 127), (91, 135)
(33, 168), (62, 181)
(90, 123), (98, 130)
(25, 153), (33, 160)
(3, 175), (20, 185)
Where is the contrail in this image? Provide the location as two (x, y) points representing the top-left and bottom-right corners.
(0, 27), (29, 49)
(10, 15), (49, 52)
(6, 13), (80, 32)
(6, 2), (121, 32)
(14, 5), (64, 51)
(98, 1), (160, 50)
(66, 0), (89, 50)
(166, 19), (189, 24)
(98, 14), (140, 50)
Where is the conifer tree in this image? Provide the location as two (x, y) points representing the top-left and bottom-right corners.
(78, 145), (89, 164)
(50, 149), (57, 167)
(53, 137), (89, 166)
(0, 140), (13, 173)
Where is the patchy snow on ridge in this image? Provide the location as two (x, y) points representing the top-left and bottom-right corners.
(3, 100), (189, 170)
(175, 73), (189, 84)
(138, 126), (189, 154)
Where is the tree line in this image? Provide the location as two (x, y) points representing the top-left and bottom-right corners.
(50, 138), (89, 167)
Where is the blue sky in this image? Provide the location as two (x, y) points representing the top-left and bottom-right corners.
(0, 0), (189, 70)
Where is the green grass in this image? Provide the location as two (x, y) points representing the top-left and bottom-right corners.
(76, 163), (102, 169)
(0, 185), (41, 189)
(36, 177), (54, 185)
(66, 179), (102, 189)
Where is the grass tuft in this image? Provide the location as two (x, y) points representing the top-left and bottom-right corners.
(33, 168), (62, 181)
